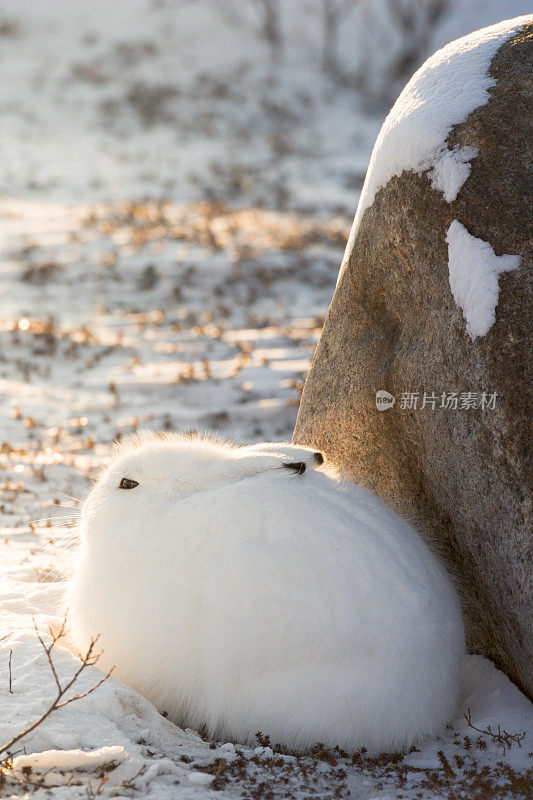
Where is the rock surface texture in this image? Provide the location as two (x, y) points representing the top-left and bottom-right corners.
(294, 18), (533, 698)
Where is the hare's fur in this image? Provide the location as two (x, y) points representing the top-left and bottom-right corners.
(68, 432), (464, 753)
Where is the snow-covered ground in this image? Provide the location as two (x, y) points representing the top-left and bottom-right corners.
(0, 1), (531, 797)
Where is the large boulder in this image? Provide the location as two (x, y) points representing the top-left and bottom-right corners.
(294, 18), (533, 698)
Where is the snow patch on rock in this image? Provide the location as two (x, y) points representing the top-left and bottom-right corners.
(428, 145), (479, 202)
(338, 14), (531, 282)
(446, 220), (520, 339)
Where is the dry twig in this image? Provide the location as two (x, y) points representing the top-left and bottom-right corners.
(464, 708), (526, 756)
(0, 614), (114, 758)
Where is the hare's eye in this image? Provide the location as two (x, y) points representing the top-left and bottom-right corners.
(119, 477), (139, 490)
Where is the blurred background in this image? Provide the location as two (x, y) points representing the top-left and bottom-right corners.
(0, 0), (526, 529)
(1, 0), (527, 208)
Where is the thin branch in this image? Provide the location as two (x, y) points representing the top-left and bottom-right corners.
(8, 650), (13, 693)
(32, 616), (62, 694)
(0, 617), (114, 759)
(464, 708), (526, 755)
(56, 670), (114, 709)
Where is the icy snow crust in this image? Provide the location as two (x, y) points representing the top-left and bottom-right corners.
(446, 220), (520, 338)
(12, 746), (128, 773)
(338, 15), (532, 282)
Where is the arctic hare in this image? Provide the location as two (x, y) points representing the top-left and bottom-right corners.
(67, 432), (463, 754)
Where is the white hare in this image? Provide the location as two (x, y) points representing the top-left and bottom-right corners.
(67, 432), (464, 754)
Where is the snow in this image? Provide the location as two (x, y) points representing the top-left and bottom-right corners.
(427, 0), (533, 52)
(188, 772), (216, 786)
(446, 220), (521, 339)
(0, 0), (531, 797)
(12, 746), (128, 772)
(428, 145), (479, 202)
(338, 13), (532, 281)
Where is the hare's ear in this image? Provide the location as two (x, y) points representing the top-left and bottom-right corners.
(313, 451), (324, 465)
(282, 461), (306, 475)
